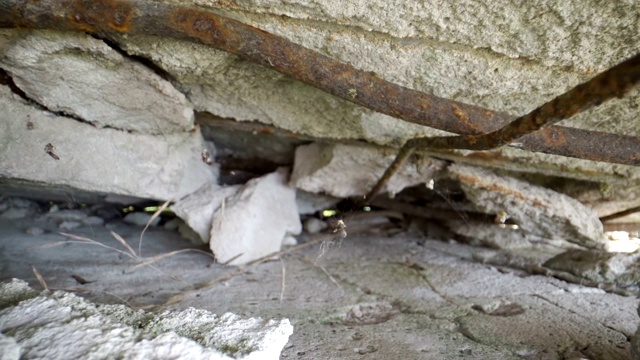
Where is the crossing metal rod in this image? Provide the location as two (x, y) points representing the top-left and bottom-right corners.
(366, 54), (640, 199)
(0, 0), (639, 166)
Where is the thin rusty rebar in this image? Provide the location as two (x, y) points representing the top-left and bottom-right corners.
(0, 0), (639, 166)
(367, 54), (640, 198)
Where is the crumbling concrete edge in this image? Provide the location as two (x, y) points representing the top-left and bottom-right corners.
(0, 279), (293, 360)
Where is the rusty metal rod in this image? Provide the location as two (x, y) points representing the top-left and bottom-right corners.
(366, 54), (640, 198)
(0, 0), (639, 166)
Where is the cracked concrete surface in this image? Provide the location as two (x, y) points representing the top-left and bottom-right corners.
(0, 207), (638, 359)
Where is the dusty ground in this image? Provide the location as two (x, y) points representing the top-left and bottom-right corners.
(1, 203), (638, 360)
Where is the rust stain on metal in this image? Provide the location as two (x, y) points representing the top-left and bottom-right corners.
(541, 128), (566, 147)
(451, 103), (479, 132)
(168, 8), (227, 45)
(67, 0), (134, 32)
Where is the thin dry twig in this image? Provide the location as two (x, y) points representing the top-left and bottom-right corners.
(57, 232), (136, 259)
(32, 266), (48, 290)
(138, 200), (171, 256)
(129, 248), (215, 271)
(111, 230), (138, 258)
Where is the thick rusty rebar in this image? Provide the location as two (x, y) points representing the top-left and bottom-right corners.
(367, 54), (640, 198)
(0, 0), (639, 166)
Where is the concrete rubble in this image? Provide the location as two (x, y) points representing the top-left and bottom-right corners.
(0, 279), (293, 360)
(172, 183), (241, 244)
(447, 163), (606, 248)
(172, 168), (301, 265)
(0, 30), (194, 134)
(0, 0), (639, 358)
(290, 142), (443, 197)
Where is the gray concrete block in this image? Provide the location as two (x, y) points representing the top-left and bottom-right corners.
(0, 30), (193, 134)
(448, 163), (605, 248)
(0, 86), (216, 201)
(290, 142), (443, 197)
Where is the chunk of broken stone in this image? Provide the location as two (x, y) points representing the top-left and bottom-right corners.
(543, 249), (640, 284)
(210, 168), (301, 265)
(0, 85), (216, 201)
(0, 279), (293, 360)
(447, 164), (606, 248)
(172, 183), (241, 243)
(290, 142), (443, 198)
(445, 219), (534, 249)
(0, 30), (193, 134)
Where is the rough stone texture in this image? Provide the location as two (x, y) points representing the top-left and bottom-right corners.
(446, 219), (536, 250)
(448, 163), (606, 248)
(0, 30), (194, 134)
(544, 249), (640, 284)
(172, 183), (241, 243)
(0, 86), (216, 201)
(0, 279), (293, 360)
(290, 142), (443, 197)
(210, 168), (301, 265)
(0, 333), (20, 360)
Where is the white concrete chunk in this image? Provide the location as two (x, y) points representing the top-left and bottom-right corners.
(0, 86), (216, 201)
(448, 164), (606, 248)
(172, 183), (241, 243)
(290, 142), (443, 198)
(210, 168), (301, 265)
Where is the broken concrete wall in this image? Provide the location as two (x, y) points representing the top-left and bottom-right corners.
(0, 29), (216, 202)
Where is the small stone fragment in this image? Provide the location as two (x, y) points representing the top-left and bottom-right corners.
(303, 217), (327, 234)
(25, 227), (44, 236)
(58, 221), (82, 230)
(123, 212), (160, 227)
(82, 216), (105, 226)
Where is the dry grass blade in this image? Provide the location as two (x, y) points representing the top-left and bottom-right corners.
(138, 200), (171, 256)
(27, 241), (77, 250)
(58, 232), (136, 259)
(32, 266), (48, 290)
(58, 232), (96, 242)
(129, 248), (215, 271)
(110, 231), (138, 258)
